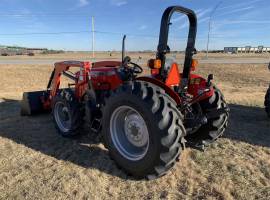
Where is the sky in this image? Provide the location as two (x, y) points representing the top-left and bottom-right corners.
(0, 0), (269, 51)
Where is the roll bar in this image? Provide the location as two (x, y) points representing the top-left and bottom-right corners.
(157, 6), (197, 87)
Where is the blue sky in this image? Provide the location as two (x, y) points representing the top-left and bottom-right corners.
(0, 0), (269, 51)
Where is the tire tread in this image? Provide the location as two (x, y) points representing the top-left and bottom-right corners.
(102, 81), (186, 179)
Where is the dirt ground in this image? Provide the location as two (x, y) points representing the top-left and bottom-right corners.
(0, 58), (270, 199)
(0, 52), (269, 61)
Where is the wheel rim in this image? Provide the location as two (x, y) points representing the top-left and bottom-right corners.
(110, 106), (149, 161)
(54, 102), (71, 133)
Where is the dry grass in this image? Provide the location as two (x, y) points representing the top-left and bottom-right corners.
(0, 58), (270, 199)
(0, 52), (269, 61)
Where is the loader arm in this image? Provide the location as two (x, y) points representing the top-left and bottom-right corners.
(48, 61), (91, 100)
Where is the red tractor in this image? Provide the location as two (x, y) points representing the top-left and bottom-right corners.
(21, 6), (229, 179)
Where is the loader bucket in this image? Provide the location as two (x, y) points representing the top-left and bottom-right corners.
(21, 91), (49, 116)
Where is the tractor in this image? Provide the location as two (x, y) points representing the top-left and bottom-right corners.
(21, 6), (229, 179)
(265, 63), (270, 117)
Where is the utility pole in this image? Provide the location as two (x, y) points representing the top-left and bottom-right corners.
(92, 16), (95, 59)
(206, 1), (223, 59)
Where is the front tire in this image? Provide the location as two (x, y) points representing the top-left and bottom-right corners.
(52, 89), (84, 137)
(102, 81), (186, 179)
(265, 87), (270, 117)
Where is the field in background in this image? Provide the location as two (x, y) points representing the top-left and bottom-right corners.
(0, 52), (270, 60)
(0, 55), (270, 199)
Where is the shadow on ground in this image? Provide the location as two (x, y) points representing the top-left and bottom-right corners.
(0, 98), (129, 179)
(0, 99), (269, 178)
(225, 104), (270, 148)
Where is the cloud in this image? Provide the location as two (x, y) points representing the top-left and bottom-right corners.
(216, 6), (254, 17)
(171, 15), (186, 23)
(111, 0), (127, 7)
(216, 20), (270, 25)
(209, 19), (270, 38)
(197, 9), (211, 19)
(20, 9), (32, 15)
(171, 9), (204, 23)
(174, 9), (211, 30)
(78, 0), (89, 7)
(10, 9), (48, 34)
(218, 0), (263, 11)
(138, 25), (147, 30)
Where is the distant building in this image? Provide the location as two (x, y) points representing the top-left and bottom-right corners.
(245, 46), (251, 53)
(224, 47), (238, 54)
(224, 46), (270, 53)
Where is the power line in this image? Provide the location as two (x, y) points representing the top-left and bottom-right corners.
(0, 31), (91, 36)
(0, 29), (264, 40)
(0, 30), (195, 40)
(0, 30), (162, 38)
(94, 30), (160, 39)
(0, 12), (97, 16)
(0, 13), (123, 19)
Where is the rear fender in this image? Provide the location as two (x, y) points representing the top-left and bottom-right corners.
(188, 74), (214, 101)
(136, 76), (181, 105)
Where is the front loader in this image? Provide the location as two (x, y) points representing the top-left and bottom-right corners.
(21, 6), (229, 179)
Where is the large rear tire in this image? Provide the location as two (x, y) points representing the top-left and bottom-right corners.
(101, 81), (186, 179)
(265, 87), (270, 118)
(52, 89), (84, 137)
(186, 86), (229, 146)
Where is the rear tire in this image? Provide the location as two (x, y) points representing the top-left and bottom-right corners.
(186, 86), (229, 146)
(265, 87), (270, 117)
(52, 89), (84, 137)
(101, 81), (186, 179)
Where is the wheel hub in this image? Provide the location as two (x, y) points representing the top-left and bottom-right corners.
(124, 114), (148, 147)
(110, 106), (150, 161)
(62, 107), (69, 121)
(54, 102), (71, 133)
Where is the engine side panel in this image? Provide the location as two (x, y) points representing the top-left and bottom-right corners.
(90, 67), (123, 90)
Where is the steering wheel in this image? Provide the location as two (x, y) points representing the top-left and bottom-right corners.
(129, 62), (143, 74)
(122, 56), (143, 74)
